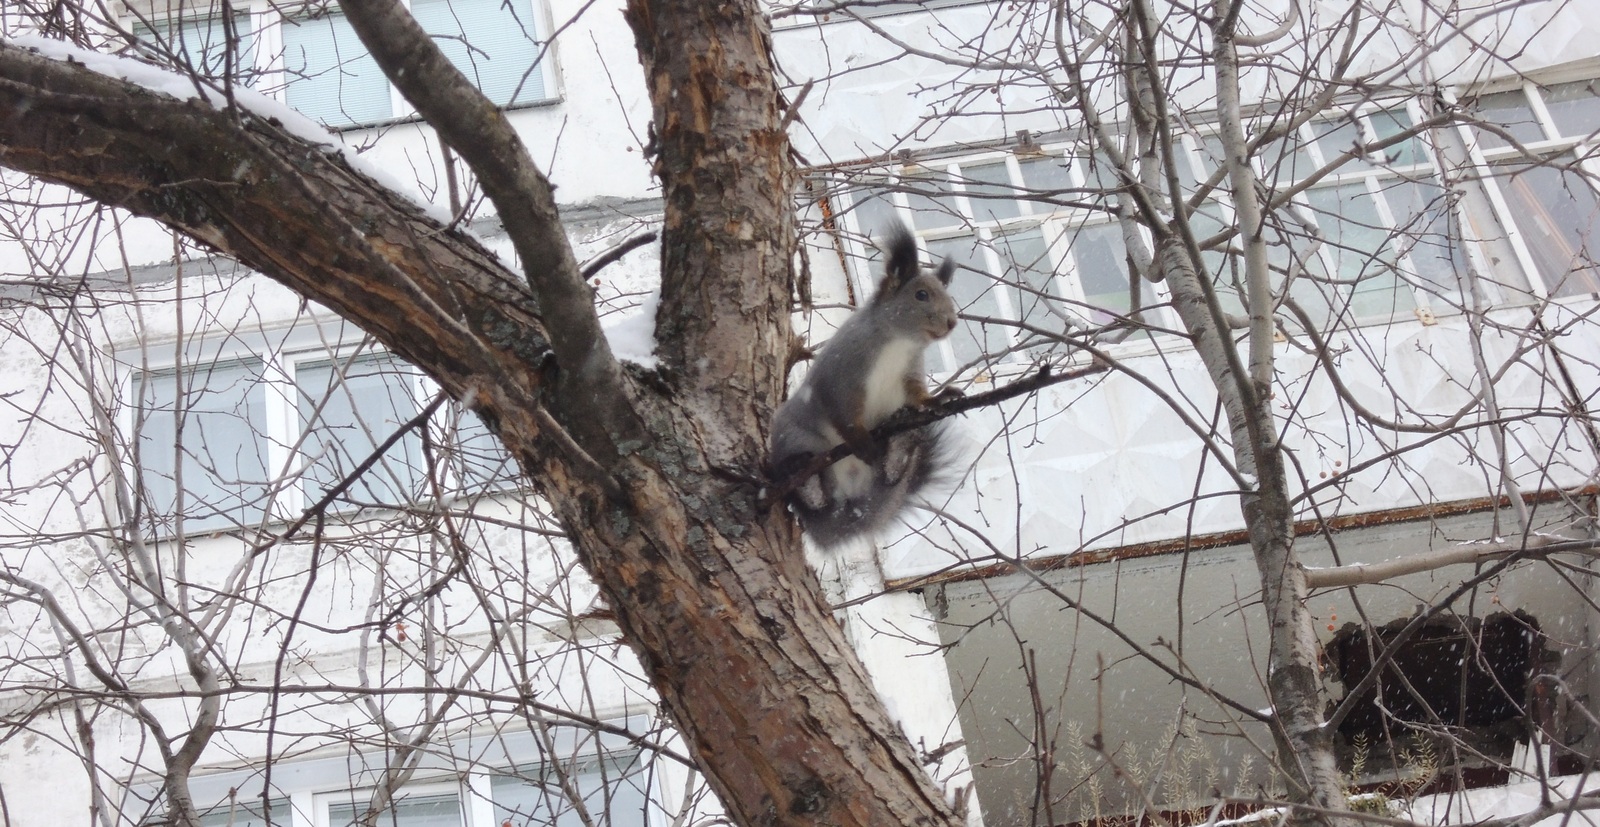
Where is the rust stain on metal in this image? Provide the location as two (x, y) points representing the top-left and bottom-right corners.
(887, 485), (1600, 592)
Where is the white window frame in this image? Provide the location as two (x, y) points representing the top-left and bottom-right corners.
(1455, 78), (1600, 302)
(119, 318), (512, 537)
(134, 724), (661, 827)
(126, 0), (561, 130)
(1188, 99), (1473, 327)
(840, 146), (1175, 376)
(313, 779), (467, 827)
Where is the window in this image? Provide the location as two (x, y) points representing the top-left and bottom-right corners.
(296, 352), (425, 506)
(1189, 105), (1464, 330)
(151, 734), (656, 827)
(491, 755), (652, 827)
(308, 757), (650, 827)
(195, 797), (291, 827)
(131, 339), (513, 536)
(135, 358), (273, 534)
(1467, 80), (1600, 298)
(324, 789), (464, 827)
(133, 12), (258, 84)
(281, 9), (394, 127)
(132, 0), (555, 129)
(842, 151), (1155, 374)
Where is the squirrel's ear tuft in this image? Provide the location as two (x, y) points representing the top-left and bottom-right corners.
(881, 222), (920, 290)
(934, 257), (955, 286)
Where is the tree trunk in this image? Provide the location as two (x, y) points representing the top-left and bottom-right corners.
(0, 4), (960, 823)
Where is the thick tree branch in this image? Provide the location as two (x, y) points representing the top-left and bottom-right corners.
(335, 0), (644, 462)
(1305, 535), (1600, 589)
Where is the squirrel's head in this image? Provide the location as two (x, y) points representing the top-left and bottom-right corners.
(873, 224), (960, 342)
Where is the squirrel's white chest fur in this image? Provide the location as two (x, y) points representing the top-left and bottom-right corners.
(859, 336), (922, 427)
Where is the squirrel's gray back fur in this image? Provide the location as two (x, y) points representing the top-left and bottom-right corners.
(770, 224), (958, 547)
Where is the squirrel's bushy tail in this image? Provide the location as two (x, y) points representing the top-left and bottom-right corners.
(793, 422), (953, 548)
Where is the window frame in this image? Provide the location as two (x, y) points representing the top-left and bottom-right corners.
(120, 319), (514, 538)
(838, 146), (1175, 377)
(1457, 78), (1600, 301)
(125, 0), (561, 130)
(133, 727), (658, 827)
(1185, 99), (1470, 328)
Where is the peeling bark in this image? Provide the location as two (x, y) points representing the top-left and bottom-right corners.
(0, 2), (960, 822)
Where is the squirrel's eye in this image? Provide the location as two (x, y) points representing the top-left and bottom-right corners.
(916, 289), (930, 301)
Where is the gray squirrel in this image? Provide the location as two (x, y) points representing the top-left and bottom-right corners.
(769, 224), (958, 546)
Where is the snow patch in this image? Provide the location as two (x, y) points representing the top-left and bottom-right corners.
(600, 288), (660, 367)
(7, 34), (451, 224)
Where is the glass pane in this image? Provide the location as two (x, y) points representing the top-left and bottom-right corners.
(1191, 133), (1229, 177)
(197, 797), (291, 827)
(1379, 178), (1464, 300)
(1492, 160), (1600, 297)
(959, 162), (1022, 223)
(282, 11), (392, 127)
(411, 0), (546, 106)
(989, 229), (1062, 347)
(1366, 108), (1425, 166)
(134, 13), (257, 83)
(1542, 79), (1600, 141)
(136, 359), (271, 534)
(1305, 184), (1414, 317)
(327, 793), (463, 827)
(1310, 118), (1370, 173)
(1185, 203), (1245, 318)
(297, 353), (423, 508)
(1016, 155), (1074, 216)
(451, 405), (518, 490)
(901, 170), (968, 231)
(1067, 222), (1148, 324)
(926, 234), (1005, 369)
(1259, 126), (1316, 182)
(1262, 208), (1335, 327)
(492, 758), (650, 827)
(1470, 89), (1544, 150)
(847, 186), (901, 239)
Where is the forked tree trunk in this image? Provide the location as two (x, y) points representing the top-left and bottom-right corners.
(0, 1), (962, 823)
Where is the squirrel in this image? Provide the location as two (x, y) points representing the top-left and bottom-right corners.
(769, 223), (959, 547)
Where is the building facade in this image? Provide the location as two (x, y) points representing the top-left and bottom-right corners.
(0, 1), (1598, 826)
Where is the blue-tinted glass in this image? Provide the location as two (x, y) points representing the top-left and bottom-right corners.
(926, 234), (1004, 369)
(297, 353), (423, 508)
(134, 13), (258, 83)
(1310, 118), (1370, 173)
(1493, 159), (1600, 297)
(1380, 178), (1463, 300)
(1367, 109), (1424, 166)
(197, 797), (292, 827)
(282, 11), (392, 127)
(1471, 90), (1544, 150)
(492, 758), (650, 827)
(1069, 222), (1149, 324)
(1017, 155), (1075, 215)
(1542, 80), (1600, 141)
(411, 0), (547, 106)
(1305, 184), (1414, 318)
(991, 228), (1064, 347)
(326, 793), (462, 827)
(901, 170), (967, 231)
(959, 162), (1022, 223)
(136, 359), (271, 534)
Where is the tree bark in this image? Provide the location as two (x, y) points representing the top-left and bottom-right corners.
(0, 5), (960, 824)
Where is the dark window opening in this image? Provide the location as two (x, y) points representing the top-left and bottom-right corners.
(1325, 611), (1553, 763)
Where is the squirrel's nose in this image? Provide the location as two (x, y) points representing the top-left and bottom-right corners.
(945, 317), (957, 332)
